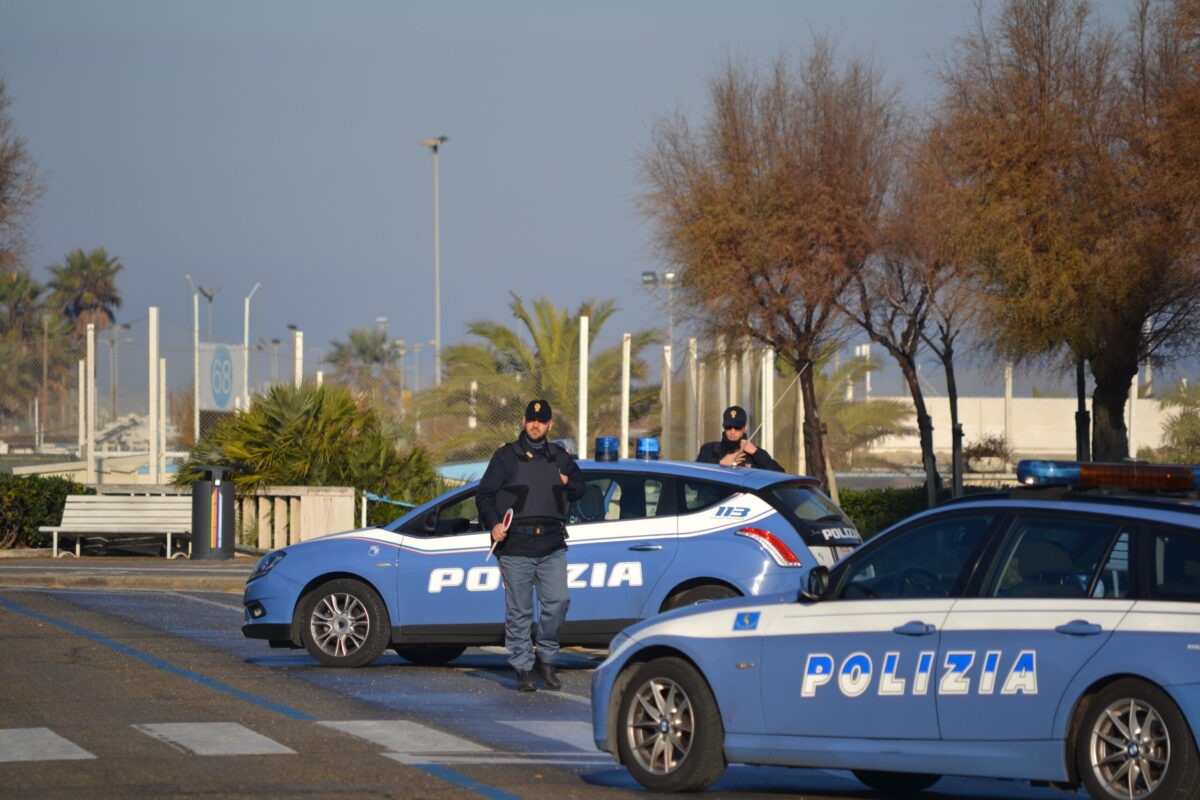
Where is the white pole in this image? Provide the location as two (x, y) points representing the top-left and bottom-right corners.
(422, 136), (448, 385)
(86, 324), (96, 484)
(662, 344), (673, 459)
(244, 282), (260, 409)
(149, 307), (160, 484)
(78, 360), (88, 481)
(159, 356), (167, 478)
(578, 315), (589, 458)
(761, 347), (774, 460)
(293, 329), (303, 388)
(687, 338), (698, 459)
(191, 284), (200, 441)
(620, 333), (631, 459)
(1004, 362), (1014, 452)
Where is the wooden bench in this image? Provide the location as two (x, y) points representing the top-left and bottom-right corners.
(40, 494), (193, 559)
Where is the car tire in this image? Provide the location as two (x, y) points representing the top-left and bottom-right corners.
(663, 584), (738, 611)
(1076, 678), (1200, 800)
(616, 656), (726, 792)
(394, 645), (467, 666)
(299, 579), (391, 668)
(852, 770), (940, 794)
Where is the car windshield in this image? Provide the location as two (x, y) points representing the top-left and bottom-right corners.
(760, 482), (846, 523)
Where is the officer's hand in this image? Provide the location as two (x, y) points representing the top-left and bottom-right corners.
(741, 439), (758, 456)
(559, 471), (570, 485)
(720, 451), (743, 467)
(491, 523), (507, 542)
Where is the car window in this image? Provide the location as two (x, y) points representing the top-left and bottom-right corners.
(681, 480), (735, 513)
(759, 482), (845, 523)
(1147, 527), (1200, 602)
(838, 513), (993, 599)
(988, 514), (1124, 598)
(399, 492), (479, 536)
(569, 474), (667, 524)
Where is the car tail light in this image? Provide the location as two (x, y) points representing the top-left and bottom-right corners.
(736, 527), (803, 567)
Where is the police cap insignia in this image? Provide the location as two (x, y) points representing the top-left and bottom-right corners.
(524, 399), (552, 422)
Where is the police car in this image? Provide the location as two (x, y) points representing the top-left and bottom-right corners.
(241, 457), (860, 668)
(591, 460), (1200, 800)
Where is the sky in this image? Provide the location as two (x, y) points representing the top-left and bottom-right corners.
(0, 0), (1135, 398)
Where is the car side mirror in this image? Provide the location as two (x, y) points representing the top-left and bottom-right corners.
(422, 510), (438, 533)
(800, 566), (829, 601)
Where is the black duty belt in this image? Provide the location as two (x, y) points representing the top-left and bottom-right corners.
(508, 523), (565, 536)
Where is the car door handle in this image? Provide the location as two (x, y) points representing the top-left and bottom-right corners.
(628, 544), (663, 551)
(893, 621), (936, 636)
(1055, 620), (1103, 636)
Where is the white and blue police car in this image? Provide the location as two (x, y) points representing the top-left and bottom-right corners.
(242, 456), (860, 668)
(591, 460), (1200, 800)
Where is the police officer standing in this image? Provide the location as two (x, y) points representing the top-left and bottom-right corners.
(477, 399), (584, 692)
(696, 405), (785, 471)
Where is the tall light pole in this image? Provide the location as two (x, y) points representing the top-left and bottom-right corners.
(185, 275), (200, 442)
(641, 270), (679, 366)
(421, 136), (448, 385)
(198, 285), (219, 339)
(243, 282), (261, 409)
(104, 323), (132, 423)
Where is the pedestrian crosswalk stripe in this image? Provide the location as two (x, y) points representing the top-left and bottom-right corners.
(0, 728), (94, 762)
(134, 723), (296, 755)
(320, 720), (491, 754)
(499, 720), (596, 752)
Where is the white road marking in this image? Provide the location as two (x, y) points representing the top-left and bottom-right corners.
(134, 722), (295, 755)
(320, 720), (490, 754)
(499, 720), (597, 752)
(0, 728), (94, 762)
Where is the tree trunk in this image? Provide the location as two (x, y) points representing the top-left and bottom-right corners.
(898, 360), (939, 508)
(798, 366), (829, 495)
(1091, 365), (1136, 461)
(943, 357), (963, 497)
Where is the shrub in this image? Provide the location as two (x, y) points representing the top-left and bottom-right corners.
(963, 434), (1011, 463)
(0, 474), (86, 549)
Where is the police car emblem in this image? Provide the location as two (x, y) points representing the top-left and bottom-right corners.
(734, 611), (760, 631)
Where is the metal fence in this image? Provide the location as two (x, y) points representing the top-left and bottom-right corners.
(1, 308), (1174, 483)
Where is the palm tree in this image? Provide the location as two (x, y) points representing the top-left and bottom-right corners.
(0, 268), (44, 339)
(175, 382), (444, 521)
(46, 247), (123, 336)
(417, 294), (660, 462)
(324, 327), (404, 409)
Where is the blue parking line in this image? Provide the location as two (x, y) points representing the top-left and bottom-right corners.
(0, 595), (314, 721)
(418, 764), (527, 800)
(0, 595), (531, 799)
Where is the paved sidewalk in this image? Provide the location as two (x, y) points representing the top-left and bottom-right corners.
(0, 552), (255, 592)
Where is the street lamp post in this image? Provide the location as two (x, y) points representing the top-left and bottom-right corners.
(641, 270), (679, 363)
(421, 135), (448, 385)
(198, 285), (219, 339)
(184, 275), (200, 441)
(104, 323), (133, 422)
(243, 282), (261, 409)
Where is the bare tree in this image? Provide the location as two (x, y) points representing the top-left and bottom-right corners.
(933, 0), (1200, 460)
(638, 43), (900, 488)
(0, 78), (42, 276)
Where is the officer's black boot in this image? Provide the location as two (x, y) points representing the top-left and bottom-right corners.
(534, 661), (561, 690)
(515, 669), (537, 692)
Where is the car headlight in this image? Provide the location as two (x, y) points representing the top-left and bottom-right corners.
(249, 551), (286, 581)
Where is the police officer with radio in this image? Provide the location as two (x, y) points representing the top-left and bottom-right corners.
(477, 399), (584, 692)
(697, 405), (785, 471)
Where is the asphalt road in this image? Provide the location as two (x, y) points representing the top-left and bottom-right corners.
(0, 558), (1073, 800)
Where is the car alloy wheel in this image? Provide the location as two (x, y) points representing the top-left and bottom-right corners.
(616, 657), (725, 792)
(300, 578), (391, 668)
(1078, 679), (1200, 800)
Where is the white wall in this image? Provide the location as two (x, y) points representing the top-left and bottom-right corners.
(871, 396), (1167, 459)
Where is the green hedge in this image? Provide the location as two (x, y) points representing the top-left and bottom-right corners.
(0, 474), (86, 549)
(838, 485), (1004, 540)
